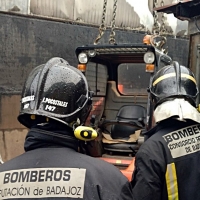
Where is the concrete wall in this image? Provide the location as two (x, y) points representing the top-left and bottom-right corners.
(0, 95), (27, 161)
(0, 12), (189, 162)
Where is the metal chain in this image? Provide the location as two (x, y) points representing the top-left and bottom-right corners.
(159, 0), (168, 54)
(160, 0), (166, 35)
(151, 0), (168, 54)
(109, 0), (118, 44)
(94, 0), (107, 45)
(152, 0), (160, 35)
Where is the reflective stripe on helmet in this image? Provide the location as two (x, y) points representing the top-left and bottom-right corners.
(153, 73), (197, 86)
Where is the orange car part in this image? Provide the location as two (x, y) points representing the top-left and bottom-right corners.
(100, 157), (135, 181)
(120, 158), (135, 181)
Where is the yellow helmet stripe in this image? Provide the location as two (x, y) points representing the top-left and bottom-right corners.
(182, 74), (197, 84)
(153, 73), (175, 86)
(153, 73), (197, 86)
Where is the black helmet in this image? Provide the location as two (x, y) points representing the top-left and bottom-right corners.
(18, 57), (93, 128)
(149, 61), (199, 108)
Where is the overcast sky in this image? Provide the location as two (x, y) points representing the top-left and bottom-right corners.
(126, 0), (154, 32)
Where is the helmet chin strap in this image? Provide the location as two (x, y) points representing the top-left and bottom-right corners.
(71, 118), (81, 131)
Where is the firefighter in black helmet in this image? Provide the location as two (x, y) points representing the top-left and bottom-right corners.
(131, 61), (200, 200)
(0, 57), (133, 200)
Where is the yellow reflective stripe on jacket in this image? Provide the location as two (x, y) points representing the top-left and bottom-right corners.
(165, 163), (179, 200)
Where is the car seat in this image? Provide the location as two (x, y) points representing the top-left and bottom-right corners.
(102, 105), (147, 154)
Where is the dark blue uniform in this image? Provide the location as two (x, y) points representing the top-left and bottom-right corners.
(132, 119), (200, 200)
(0, 125), (133, 200)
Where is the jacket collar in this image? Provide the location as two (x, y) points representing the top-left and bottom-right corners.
(24, 123), (79, 152)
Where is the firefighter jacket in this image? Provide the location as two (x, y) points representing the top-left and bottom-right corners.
(131, 118), (200, 200)
(0, 124), (133, 200)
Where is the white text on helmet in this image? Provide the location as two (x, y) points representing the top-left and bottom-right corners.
(22, 95), (35, 103)
(42, 98), (68, 107)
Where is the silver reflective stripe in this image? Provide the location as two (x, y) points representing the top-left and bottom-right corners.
(165, 163), (179, 200)
(0, 153), (3, 164)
